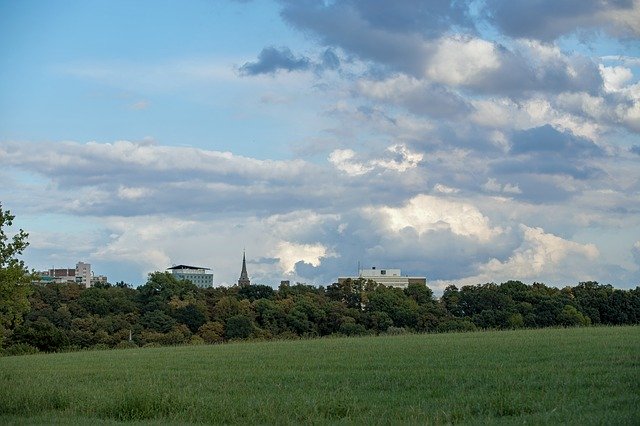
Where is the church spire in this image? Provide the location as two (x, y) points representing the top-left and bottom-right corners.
(238, 250), (251, 286)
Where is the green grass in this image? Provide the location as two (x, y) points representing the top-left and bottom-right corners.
(1, 326), (639, 425)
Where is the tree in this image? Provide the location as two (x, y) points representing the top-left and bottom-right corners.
(225, 314), (254, 339)
(0, 204), (33, 347)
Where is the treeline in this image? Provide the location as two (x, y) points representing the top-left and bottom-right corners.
(2, 273), (639, 355)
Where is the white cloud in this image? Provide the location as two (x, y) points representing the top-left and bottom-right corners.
(117, 186), (152, 200)
(599, 64), (633, 92)
(328, 149), (373, 176)
(476, 225), (599, 279)
(328, 143), (423, 176)
(482, 178), (522, 195)
(366, 194), (502, 243)
(273, 241), (337, 274)
(433, 183), (459, 194)
(426, 36), (500, 85)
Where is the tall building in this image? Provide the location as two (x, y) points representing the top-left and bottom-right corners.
(237, 251), (251, 286)
(338, 267), (426, 289)
(76, 262), (91, 287)
(167, 265), (214, 288)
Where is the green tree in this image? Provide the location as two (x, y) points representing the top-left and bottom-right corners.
(225, 314), (254, 339)
(0, 204), (33, 347)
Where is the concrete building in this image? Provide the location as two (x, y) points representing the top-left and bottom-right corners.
(338, 267), (426, 289)
(167, 265), (214, 288)
(75, 262), (91, 287)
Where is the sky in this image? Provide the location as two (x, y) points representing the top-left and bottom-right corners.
(1, 0), (639, 293)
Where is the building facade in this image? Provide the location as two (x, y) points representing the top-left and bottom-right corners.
(75, 262), (91, 287)
(167, 265), (214, 288)
(338, 267), (426, 289)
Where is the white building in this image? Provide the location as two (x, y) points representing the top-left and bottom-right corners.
(167, 265), (214, 288)
(338, 267), (427, 289)
(75, 262), (92, 287)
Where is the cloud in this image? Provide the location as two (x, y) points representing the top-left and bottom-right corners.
(356, 74), (472, 119)
(365, 194), (503, 243)
(510, 124), (603, 157)
(433, 184), (459, 194)
(329, 143), (423, 176)
(482, 178), (522, 194)
(484, 0), (640, 41)
(278, 2), (605, 96)
(474, 225), (600, 282)
(274, 241), (337, 274)
(240, 46), (311, 75)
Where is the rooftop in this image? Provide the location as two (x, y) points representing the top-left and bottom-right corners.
(167, 265), (211, 271)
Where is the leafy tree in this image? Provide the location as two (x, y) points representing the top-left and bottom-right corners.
(172, 304), (207, 333)
(0, 204), (33, 347)
(11, 317), (69, 352)
(404, 283), (434, 305)
(238, 284), (275, 301)
(558, 305), (590, 326)
(198, 321), (224, 344)
(225, 314), (254, 339)
(140, 309), (176, 333)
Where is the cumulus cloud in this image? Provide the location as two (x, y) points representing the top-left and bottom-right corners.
(474, 225), (600, 281)
(274, 241), (337, 274)
(366, 194), (503, 243)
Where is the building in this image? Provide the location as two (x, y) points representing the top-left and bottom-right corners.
(35, 261), (107, 287)
(75, 262), (91, 287)
(237, 252), (251, 286)
(37, 268), (76, 284)
(167, 265), (214, 288)
(338, 267), (426, 289)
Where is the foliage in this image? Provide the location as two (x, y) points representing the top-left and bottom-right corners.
(2, 255), (639, 352)
(0, 204), (33, 346)
(225, 315), (254, 340)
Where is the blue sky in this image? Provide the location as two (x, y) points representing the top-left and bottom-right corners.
(1, 0), (639, 292)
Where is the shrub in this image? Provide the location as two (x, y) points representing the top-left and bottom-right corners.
(4, 343), (40, 356)
(385, 326), (408, 335)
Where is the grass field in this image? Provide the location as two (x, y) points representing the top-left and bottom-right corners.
(1, 326), (639, 425)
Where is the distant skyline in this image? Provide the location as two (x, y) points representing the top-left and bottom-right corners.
(1, 0), (639, 292)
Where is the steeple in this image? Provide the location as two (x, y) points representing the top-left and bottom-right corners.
(238, 250), (251, 286)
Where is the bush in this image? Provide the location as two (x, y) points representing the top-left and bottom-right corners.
(189, 335), (205, 345)
(4, 343), (40, 356)
(338, 322), (368, 336)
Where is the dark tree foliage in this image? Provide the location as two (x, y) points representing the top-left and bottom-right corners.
(225, 314), (254, 340)
(3, 271), (639, 354)
(238, 284), (275, 302)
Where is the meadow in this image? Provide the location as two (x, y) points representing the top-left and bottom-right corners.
(1, 326), (638, 425)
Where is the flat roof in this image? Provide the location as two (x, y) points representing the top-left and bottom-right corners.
(167, 265), (211, 270)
